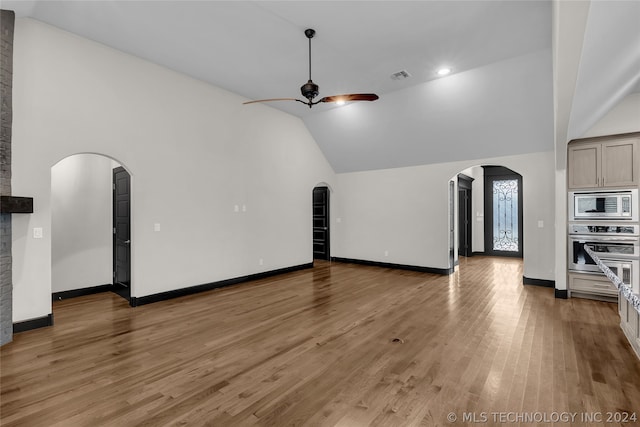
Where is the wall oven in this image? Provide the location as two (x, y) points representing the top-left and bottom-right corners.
(568, 223), (639, 290)
(569, 189), (637, 221)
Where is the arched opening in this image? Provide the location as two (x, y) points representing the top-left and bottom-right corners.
(312, 184), (331, 261)
(51, 153), (133, 304)
(450, 164), (524, 268)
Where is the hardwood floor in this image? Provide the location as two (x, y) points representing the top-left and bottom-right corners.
(2, 257), (639, 426)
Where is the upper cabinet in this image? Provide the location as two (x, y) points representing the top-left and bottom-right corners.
(568, 134), (639, 189)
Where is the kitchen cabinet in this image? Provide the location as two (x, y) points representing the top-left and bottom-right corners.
(568, 272), (618, 301)
(619, 294), (640, 359)
(568, 135), (639, 189)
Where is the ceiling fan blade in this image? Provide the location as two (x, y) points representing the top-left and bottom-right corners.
(243, 98), (303, 105)
(319, 93), (379, 103)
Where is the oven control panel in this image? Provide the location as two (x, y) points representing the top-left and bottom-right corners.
(569, 223), (639, 237)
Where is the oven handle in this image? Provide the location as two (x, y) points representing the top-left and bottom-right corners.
(583, 244), (639, 260)
(569, 235), (640, 242)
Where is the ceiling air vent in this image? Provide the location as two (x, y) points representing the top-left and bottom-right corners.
(390, 70), (411, 80)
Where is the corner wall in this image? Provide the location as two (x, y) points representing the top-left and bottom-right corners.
(333, 151), (556, 281)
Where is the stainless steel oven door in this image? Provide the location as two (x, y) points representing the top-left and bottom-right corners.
(599, 259), (638, 290)
(568, 236), (639, 273)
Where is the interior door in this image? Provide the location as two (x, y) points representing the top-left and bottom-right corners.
(458, 175), (473, 257)
(113, 167), (131, 301)
(313, 187), (330, 260)
(449, 181), (455, 268)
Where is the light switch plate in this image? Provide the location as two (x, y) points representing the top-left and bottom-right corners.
(33, 227), (43, 239)
(154, 223), (161, 232)
(537, 220), (544, 228)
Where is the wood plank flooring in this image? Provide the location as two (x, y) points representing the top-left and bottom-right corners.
(2, 257), (640, 426)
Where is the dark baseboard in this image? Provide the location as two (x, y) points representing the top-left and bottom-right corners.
(555, 289), (569, 299)
(330, 257), (453, 275)
(52, 284), (113, 301)
(472, 251), (485, 256)
(523, 276), (555, 288)
(13, 313), (54, 333)
(244, 263), (313, 281)
(130, 263), (314, 307)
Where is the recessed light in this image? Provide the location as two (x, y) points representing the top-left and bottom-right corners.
(336, 100), (346, 106)
(436, 67), (452, 76)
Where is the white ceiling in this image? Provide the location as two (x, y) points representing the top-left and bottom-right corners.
(3, 1), (638, 172)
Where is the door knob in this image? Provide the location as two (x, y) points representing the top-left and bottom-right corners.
(124, 240), (131, 245)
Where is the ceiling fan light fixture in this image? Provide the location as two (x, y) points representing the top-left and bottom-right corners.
(436, 67), (452, 76)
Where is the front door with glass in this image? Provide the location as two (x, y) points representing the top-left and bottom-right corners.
(483, 166), (523, 257)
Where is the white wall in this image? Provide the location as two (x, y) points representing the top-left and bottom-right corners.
(51, 154), (117, 293)
(580, 92), (640, 138)
(11, 19), (335, 322)
(10, 18), (561, 324)
(333, 151), (556, 281)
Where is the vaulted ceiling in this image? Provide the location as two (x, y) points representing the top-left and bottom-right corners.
(4, 1), (639, 172)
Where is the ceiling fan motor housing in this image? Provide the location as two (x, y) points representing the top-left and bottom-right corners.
(301, 80), (319, 101)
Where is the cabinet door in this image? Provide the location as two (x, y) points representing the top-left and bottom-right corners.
(601, 138), (639, 188)
(569, 273), (618, 297)
(568, 143), (600, 189)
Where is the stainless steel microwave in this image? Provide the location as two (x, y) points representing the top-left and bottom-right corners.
(569, 189), (638, 221)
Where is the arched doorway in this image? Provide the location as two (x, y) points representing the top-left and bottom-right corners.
(451, 164), (524, 266)
(312, 185), (330, 261)
(51, 153), (133, 303)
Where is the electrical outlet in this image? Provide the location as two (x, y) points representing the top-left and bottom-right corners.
(384, 250), (389, 257)
(259, 258), (264, 266)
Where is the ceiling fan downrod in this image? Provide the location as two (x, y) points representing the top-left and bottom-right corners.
(301, 28), (319, 107)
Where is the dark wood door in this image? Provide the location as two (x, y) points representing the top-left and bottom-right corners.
(313, 187), (330, 260)
(458, 174), (473, 257)
(458, 188), (470, 256)
(113, 167), (131, 301)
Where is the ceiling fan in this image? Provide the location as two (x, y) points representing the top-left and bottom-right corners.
(243, 28), (379, 108)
